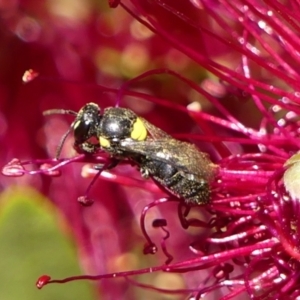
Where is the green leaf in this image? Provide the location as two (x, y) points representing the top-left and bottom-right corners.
(0, 186), (96, 300)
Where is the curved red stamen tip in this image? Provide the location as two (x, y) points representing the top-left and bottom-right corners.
(152, 219), (167, 227)
(2, 159), (25, 177)
(36, 275), (51, 289)
(143, 243), (157, 255)
(78, 196), (94, 206)
(22, 69), (39, 83)
(40, 164), (61, 177)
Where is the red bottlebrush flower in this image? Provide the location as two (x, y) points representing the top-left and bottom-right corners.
(3, 0), (300, 300)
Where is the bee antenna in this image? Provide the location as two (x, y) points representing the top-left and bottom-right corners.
(43, 108), (78, 159)
(43, 109), (77, 116)
(55, 126), (74, 159)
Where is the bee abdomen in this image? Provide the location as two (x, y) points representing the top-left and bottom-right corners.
(141, 158), (211, 205)
(161, 172), (210, 205)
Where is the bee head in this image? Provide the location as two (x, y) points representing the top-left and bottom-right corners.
(43, 102), (101, 158)
(73, 103), (101, 144)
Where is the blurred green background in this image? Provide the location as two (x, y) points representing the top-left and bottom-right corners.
(0, 187), (95, 300)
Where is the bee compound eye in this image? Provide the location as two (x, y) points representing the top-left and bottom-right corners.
(74, 120), (91, 143)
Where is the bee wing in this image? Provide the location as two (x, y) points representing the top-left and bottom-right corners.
(120, 139), (216, 181)
(139, 117), (172, 139)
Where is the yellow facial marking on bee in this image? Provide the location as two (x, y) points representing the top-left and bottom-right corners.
(73, 120), (81, 130)
(131, 118), (147, 141)
(99, 136), (110, 148)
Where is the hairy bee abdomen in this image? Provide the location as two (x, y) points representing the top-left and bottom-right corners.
(140, 158), (210, 205)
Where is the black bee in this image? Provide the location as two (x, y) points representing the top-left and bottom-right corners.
(44, 103), (216, 205)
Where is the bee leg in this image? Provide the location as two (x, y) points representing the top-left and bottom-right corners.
(75, 141), (100, 154)
(140, 167), (150, 178)
(78, 159), (119, 206)
(177, 202), (210, 229)
(94, 158), (119, 171)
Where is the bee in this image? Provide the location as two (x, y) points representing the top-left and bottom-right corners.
(44, 103), (216, 205)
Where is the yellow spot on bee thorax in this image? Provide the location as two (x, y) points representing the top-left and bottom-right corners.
(99, 136), (110, 148)
(131, 117), (147, 141)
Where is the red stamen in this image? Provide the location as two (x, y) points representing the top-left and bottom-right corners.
(36, 275), (51, 289)
(77, 196), (94, 206)
(22, 69), (39, 83)
(2, 159), (25, 177)
(40, 164), (61, 177)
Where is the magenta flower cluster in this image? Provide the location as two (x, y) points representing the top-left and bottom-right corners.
(2, 0), (300, 299)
